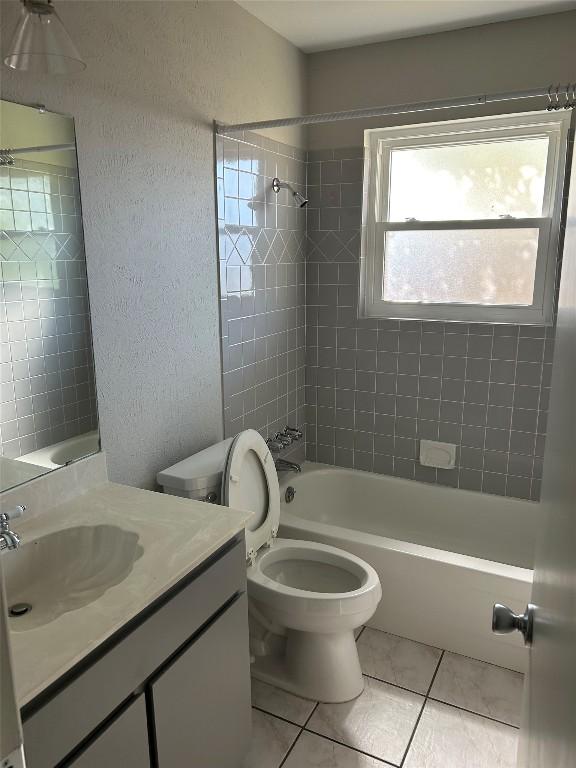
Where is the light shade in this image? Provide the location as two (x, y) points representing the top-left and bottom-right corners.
(3, 0), (86, 74)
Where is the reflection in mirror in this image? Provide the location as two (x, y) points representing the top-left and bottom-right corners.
(0, 100), (99, 493)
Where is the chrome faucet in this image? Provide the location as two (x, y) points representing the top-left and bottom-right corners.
(266, 438), (284, 453)
(0, 505), (25, 553)
(274, 432), (293, 448)
(274, 458), (302, 473)
(265, 426), (304, 473)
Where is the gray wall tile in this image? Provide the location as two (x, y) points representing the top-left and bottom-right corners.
(218, 134), (306, 458)
(220, 141), (556, 501)
(1, 160), (97, 458)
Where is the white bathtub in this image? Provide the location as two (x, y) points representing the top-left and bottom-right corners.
(16, 430), (100, 470)
(279, 463), (536, 672)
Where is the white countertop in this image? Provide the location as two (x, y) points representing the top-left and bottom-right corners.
(7, 482), (250, 708)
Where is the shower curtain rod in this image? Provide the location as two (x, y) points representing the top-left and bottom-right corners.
(215, 82), (575, 134)
(0, 143), (76, 155)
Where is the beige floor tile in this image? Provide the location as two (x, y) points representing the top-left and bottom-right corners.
(283, 731), (386, 767)
(356, 628), (442, 694)
(404, 699), (519, 768)
(430, 652), (524, 726)
(242, 709), (300, 768)
(307, 675), (424, 765)
(251, 679), (317, 726)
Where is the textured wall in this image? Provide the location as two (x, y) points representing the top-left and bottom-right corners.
(0, 1), (305, 487)
(217, 131), (307, 462)
(1, 159), (97, 458)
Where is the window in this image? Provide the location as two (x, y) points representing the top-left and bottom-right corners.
(360, 111), (570, 324)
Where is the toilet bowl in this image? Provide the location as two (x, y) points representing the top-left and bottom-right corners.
(157, 429), (381, 702)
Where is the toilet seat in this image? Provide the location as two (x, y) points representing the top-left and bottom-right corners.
(222, 429), (280, 563)
(247, 538), (381, 622)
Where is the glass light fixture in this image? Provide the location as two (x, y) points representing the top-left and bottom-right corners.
(3, 0), (86, 74)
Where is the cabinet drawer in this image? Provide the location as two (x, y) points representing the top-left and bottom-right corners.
(23, 536), (245, 768)
(152, 594), (251, 768)
(64, 696), (150, 768)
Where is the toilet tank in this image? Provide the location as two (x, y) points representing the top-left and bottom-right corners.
(157, 438), (234, 503)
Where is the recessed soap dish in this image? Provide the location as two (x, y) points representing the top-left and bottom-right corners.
(419, 440), (456, 470)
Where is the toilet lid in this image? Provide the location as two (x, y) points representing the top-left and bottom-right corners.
(222, 429), (280, 562)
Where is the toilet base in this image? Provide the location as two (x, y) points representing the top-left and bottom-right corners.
(251, 628), (364, 703)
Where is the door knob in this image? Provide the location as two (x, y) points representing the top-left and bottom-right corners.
(492, 603), (535, 646)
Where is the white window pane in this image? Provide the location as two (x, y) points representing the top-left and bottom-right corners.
(388, 137), (549, 221)
(382, 229), (539, 305)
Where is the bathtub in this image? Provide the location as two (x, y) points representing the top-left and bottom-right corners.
(279, 463), (536, 673)
(16, 430), (100, 470)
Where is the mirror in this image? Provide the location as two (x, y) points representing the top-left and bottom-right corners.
(0, 100), (99, 493)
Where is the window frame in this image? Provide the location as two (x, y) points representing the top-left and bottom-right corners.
(359, 111), (571, 325)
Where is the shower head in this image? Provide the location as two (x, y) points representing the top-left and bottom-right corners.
(272, 177), (309, 208)
(293, 190), (309, 208)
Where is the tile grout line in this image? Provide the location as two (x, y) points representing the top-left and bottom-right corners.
(425, 697), (521, 730)
(302, 726), (398, 767)
(277, 727), (303, 768)
(251, 705), (308, 730)
(399, 649), (445, 767)
(351, 658), (521, 728)
(361, 672), (437, 698)
(253, 631), (521, 767)
(278, 701), (320, 768)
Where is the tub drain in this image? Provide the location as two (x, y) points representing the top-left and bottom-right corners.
(9, 602), (32, 617)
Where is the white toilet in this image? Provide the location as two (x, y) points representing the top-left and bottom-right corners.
(157, 429), (382, 702)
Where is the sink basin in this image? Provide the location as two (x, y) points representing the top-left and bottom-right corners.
(4, 525), (143, 631)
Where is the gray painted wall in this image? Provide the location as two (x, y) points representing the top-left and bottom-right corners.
(306, 11), (576, 149)
(1, 1), (305, 488)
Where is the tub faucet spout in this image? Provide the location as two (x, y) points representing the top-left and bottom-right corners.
(0, 505), (25, 553)
(274, 459), (301, 473)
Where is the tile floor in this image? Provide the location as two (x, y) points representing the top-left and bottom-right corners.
(243, 627), (523, 768)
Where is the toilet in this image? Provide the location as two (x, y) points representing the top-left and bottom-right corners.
(157, 429), (382, 702)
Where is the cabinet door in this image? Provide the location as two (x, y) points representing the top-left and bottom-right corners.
(66, 696), (150, 768)
(152, 594), (251, 768)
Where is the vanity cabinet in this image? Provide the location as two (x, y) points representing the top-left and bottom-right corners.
(66, 696), (150, 768)
(152, 596), (251, 767)
(21, 535), (250, 768)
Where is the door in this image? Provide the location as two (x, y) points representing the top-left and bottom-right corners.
(152, 594), (251, 768)
(517, 150), (576, 766)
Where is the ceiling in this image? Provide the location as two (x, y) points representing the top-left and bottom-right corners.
(236, 0), (576, 52)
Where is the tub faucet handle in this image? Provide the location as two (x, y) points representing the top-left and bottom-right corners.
(2, 504), (26, 521)
(285, 426), (302, 440)
(275, 432), (293, 447)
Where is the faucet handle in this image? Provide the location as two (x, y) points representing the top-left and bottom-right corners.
(2, 504), (26, 521)
(285, 426), (303, 440)
(275, 432), (293, 447)
(266, 438), (284, 453)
